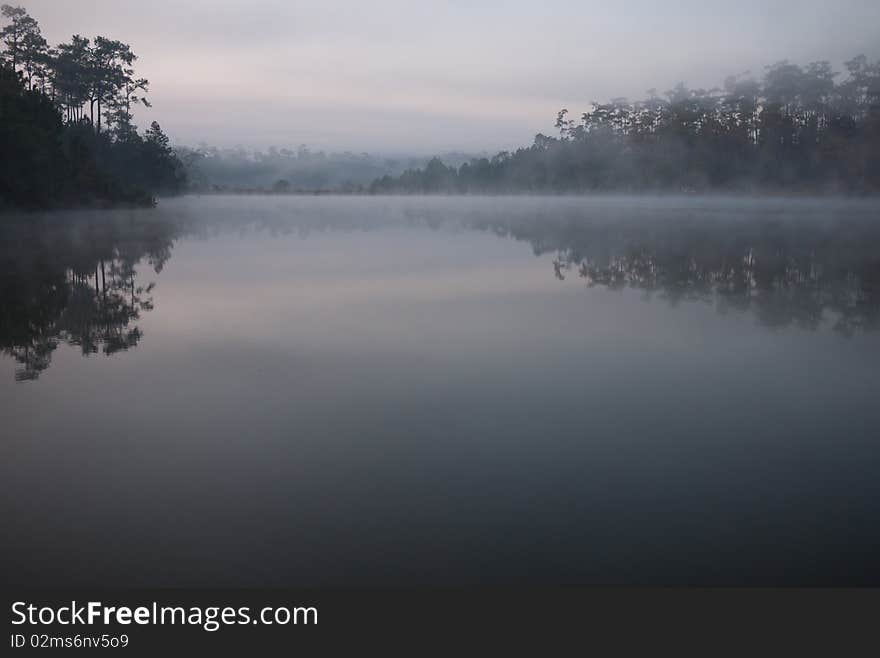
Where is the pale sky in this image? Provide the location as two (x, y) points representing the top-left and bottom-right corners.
(18, 0), (880, 153)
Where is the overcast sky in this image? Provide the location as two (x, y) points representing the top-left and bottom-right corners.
(18, 0), (880, 153)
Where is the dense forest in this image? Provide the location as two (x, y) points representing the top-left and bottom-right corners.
(0, 5), (185, 210)
(371, 57), (880, 195)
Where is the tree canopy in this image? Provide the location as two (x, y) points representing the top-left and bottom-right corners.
(371, 57), (880, 195)
(0, 4), (185, 210)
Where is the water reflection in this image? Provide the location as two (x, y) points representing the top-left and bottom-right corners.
(477, 209), (880, 335)
(3, 197), (880, 587)
(2, 197), (880, 382)
(0, 213), (177, 380)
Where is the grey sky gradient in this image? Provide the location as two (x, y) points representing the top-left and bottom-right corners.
(19, 0), (880, 153)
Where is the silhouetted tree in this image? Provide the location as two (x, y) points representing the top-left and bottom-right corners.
(0, 6), (186, 209)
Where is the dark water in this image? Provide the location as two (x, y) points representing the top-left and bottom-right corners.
(2, 195), (880, 586)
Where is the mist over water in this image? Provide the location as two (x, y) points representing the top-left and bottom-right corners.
(2, 196), (879, 586)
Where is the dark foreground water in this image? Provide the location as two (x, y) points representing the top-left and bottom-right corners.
(2, 195), (880, 586)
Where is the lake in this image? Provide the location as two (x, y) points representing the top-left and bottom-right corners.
(2, 195), (880, 586)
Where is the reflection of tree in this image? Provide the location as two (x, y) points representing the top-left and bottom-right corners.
(467, 207), (880, 334)
(0, 214), (177, 380)
(4, 200), (877, 384)
(194, 198), (880, 335)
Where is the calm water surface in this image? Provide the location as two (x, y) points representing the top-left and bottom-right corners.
(2, 195), (879, 585)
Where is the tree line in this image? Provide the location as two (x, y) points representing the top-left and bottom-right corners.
(371, 57), (880, 194)
(0, 5), (185, 210)
(177, 145), (478, 194)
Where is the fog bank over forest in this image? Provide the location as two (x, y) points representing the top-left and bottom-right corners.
(17, 0), (880, 153)
(176, 147), (482, 194)
(372, 55), (880, 194)
(3, 1), (879, 199)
